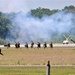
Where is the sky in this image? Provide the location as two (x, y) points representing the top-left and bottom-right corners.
(0, 0), (75, 13)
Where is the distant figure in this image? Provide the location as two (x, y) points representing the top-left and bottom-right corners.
(0, 48), (1, 54)
(18, 42), (20, 48)
(0, 48), (3, 55)
(43, 42), (47, 49)
(50, 42), (53, 48)
(25, 42), (28, 48)
(15, 42), (18, 48)
(7, 42), (10, 48)
(31, 41), (34, 48)
(37, 42), (41, 48)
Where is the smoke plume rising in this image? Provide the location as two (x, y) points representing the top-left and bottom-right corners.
(8, 11), (75, 43)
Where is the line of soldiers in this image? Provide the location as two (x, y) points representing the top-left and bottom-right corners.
(6, 41), (53, 48)
(25, 41), (53, 48)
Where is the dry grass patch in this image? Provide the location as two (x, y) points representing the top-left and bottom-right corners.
(0, 47), (75, 65)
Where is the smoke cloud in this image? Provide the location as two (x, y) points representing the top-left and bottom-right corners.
(7, 11), (75, 43)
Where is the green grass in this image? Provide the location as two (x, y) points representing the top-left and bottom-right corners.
(0, 67), (75, 75)
(51, 68), (75, 75)
(0, 67), (45, 75)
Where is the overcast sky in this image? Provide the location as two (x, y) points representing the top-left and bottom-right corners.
(0, 0), (75, 13)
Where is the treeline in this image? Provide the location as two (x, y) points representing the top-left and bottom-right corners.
(31, 7), (58, 18)
(0, 5), (75, 44)
(31, 5), (75, 18)
(63, 5), (75, 12)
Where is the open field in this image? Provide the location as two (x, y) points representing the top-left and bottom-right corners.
(0, 46), (75, 75)
(0, 67), (75, 75)
(0, 47), (75, 65)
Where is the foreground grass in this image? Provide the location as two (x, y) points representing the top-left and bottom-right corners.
(0, 67), (45, 75)
(0, 67), (75, 75)
(51, 68), (75, 75)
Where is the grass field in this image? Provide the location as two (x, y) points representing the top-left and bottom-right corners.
(0, 48), (75, 65)
(0, 47), (75, 65)
(0, 67), (75, 75)
(0, 47), (75, 75)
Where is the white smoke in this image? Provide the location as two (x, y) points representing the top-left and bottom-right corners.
(8, 11), (75, 43)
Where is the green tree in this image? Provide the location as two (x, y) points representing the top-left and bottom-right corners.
(63, 5), (75, 12)
(31, 7), (58, 18)
(0, 12), (12, 39)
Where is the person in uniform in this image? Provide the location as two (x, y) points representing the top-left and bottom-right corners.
(15, 42), (18, 48)
(0, 48), (3, 55)
(31, 41), (34, 48)
(25, 42), (28, 48)
(18, 42), (20, 48)
(43, 42), (47, 49)
(50, 42), (53, 48)
(37, 42), (41, 48)
(7, 42), (10, 48)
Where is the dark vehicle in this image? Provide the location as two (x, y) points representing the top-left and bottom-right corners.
(4, 44), (8, 47)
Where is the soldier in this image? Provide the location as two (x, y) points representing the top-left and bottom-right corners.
(17, 42), (20, 48)
(15, 42), (18, 48)
(0, 48), (3, 55)
(7, 42), (10, 48)
(50, 42), (53, 48)
(31, 41), (34, 48)
(25, 42), (28, 48)
(43, 42), (47, 49)
(0, 48), (1, 54)
(37, 42), (41, 48)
